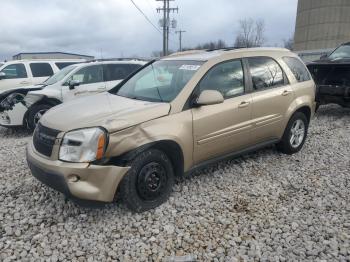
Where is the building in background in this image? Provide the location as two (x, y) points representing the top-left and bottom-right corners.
(294, 0), (350, 61)
(12, 52), (94, 60)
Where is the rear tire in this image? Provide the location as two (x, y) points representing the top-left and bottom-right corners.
(27, 104), (52, 131)
(120, 149), (174, 212)
(277, 112), (308, 155)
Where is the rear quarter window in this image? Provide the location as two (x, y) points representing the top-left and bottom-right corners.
(282, 57), (311, 82)
(30, 63), (54, 78)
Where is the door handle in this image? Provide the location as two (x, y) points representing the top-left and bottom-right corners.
(20, 81), (30, 85)
(282, 90), (292, 96)
(238, 101), (250, 108)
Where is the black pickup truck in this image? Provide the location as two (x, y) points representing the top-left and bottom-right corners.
(307, 42), (350, 108)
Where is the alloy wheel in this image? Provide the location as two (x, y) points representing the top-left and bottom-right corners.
(289, 119), (305, 148)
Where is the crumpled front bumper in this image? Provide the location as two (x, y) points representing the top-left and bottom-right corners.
(0, 103), (27, 127)
(27, 141), (130, 203)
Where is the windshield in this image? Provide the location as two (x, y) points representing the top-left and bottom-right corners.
(328, 45), (350, 60)
(43, 65), (77, 85)
(110, 60), (204, 102)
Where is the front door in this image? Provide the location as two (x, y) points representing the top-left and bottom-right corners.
(246, 57), (295, 143)
(192, 59), (253, 164)
(0, 63), (31, 92)
(62, 64), (106, 102)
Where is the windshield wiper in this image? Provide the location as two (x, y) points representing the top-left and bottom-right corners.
(151, 64), (164, 102)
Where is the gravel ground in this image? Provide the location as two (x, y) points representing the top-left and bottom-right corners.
(0, 105), (349, 262)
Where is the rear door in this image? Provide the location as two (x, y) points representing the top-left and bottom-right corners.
(62, 64), (105, 102)
(0, 63), (31, 91)
(29, 62), (54, 85)
(192, 59), (253, 164)
(104, 63), (142, 90)
(246, 56), (294, 143)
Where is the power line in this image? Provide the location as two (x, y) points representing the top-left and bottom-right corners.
(146, 0), (158, 18)
(156, 0), (179, 56)
(129, 0), (162, 34)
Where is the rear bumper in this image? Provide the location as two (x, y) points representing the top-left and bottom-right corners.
(27, 142), (130, 203)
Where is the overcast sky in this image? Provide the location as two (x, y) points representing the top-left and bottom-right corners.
(0, 0), (298, 61)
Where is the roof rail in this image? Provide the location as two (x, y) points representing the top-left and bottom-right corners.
(205, 46), (246, 52)
(86, 57), (150, 62)
(167, 50), (206, 57)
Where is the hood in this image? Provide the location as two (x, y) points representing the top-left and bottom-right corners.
(28, 84), (61, 98)
(40, 92), (171, 132)
(308, 57), (350, 66)
(0, 84), (44, 96)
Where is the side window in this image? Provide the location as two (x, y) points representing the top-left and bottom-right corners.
(282, 57), (311, 82)
(247, 57), (285, 91)
(30, 63), (54, 77)
(0, 63), (27, 79)
(198, 60), (245, 99)
(105, 64), (142, 81)
(69, 65), (104, 85)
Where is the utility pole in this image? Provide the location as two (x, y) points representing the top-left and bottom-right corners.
(175, 30), (186, 51)
(156, 0), (178, 56)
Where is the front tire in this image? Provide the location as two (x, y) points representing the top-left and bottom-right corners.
(120, 149), (174, 212)
(277, 112), (308, 155)
(27, 104), (52, 131)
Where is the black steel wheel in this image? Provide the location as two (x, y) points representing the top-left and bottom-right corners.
(120, 149), (174, 212)
(136, 162), (168, 201)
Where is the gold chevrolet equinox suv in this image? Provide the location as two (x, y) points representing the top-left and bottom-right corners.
(27, 48), (316, 212)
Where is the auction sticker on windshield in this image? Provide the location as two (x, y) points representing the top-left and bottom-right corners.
(179, 65), (201, 71)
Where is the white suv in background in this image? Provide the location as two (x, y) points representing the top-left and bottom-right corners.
(0, 59), (84, 92)
(0, 60), (147, 130)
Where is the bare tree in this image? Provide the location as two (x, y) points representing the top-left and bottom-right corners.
(283, 37), (294, 50)
(151, 49), (175, 58)
(234, 18), (266, 48)
(182, 39), (227, 51)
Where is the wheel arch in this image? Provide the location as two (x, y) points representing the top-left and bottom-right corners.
(110, 140), (185, 177)
(24, 97), (62, 127)
(294, 105), (311, 123)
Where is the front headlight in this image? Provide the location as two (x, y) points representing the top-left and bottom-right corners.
(24, 94), (43, 107)
(59, 127), (108, 163)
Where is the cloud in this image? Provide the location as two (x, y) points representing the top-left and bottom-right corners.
(0, 0), (297, 60)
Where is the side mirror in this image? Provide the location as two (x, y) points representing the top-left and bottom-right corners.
(0, 72), (6, 80)
(68, 80), (80, 90)
(195, 90), (224, 106)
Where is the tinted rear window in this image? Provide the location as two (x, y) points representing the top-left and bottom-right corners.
(30, 63), (54, 77)
(283, 57), (311, 82)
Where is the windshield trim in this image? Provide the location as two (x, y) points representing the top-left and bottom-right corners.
(43, 65), (78, 86)
(328, 44), (350, 60)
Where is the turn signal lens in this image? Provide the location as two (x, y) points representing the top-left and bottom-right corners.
(96, 133), (106, 160)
